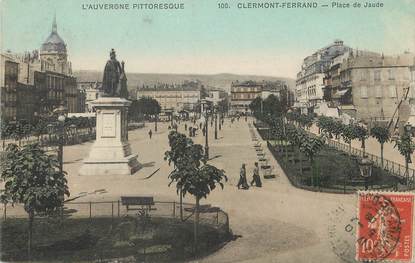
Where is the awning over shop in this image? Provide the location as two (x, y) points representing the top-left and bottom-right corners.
(332, 89), (350, 99)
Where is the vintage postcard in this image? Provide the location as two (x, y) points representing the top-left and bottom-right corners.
(1, 0), (415, 262)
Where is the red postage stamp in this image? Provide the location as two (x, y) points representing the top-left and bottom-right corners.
(356, 192), (414, 262)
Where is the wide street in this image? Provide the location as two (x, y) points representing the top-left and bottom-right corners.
(56, 117), (362, 263)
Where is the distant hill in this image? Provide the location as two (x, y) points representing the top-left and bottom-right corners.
(73, 70), (295, 93)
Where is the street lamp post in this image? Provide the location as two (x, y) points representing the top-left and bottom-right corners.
(155, 114), (158, 132)
(69, 124), (77, 144)
(404, 122), (412, 184)
(214, 107), (218, 140)
(359, 155), (373, 191)
(205, 110), (209, 160)
(54, 104), (67, 174)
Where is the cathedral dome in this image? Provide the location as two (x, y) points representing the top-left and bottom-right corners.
(40, 15), (67, 53)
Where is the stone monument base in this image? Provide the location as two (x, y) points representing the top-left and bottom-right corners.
(79, 154), (140, 176)
(78, 97), (140, 176)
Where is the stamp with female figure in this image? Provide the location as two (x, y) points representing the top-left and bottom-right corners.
(356, 192), (414, 262)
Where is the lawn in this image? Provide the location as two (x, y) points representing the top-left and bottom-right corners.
(1, 215), (230, 262)
(267, 140), (400, 193)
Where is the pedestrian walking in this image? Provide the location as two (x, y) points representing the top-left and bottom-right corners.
(185, 123), (188, 130)
(237, 164), (249, 190)
(188, 126), (192, 137)
(199, 122), (202, 129)
(148, 129), (153, 139)
(250, 162), (262, 187)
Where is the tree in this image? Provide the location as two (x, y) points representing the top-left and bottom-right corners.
(165, 131), (196, 220)
(182, 163), (226, 253)
(394, 133), (415, 185)
(1, 143), (70, 260)
(298, 114), (313, 130)
(341, 124), (359, 155)
(370, 126), (390, 168)
(287, 126), (306, 175)
(217, 98), (229, 117)
(249, 97), (263, 117)
(354, 124), (368, 155)
(331, 120), (344, 140)
(299, 135), (325, 186)
(165, 131), (227, 252)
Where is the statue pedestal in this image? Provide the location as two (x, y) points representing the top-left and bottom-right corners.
(79, 97), (140, 176)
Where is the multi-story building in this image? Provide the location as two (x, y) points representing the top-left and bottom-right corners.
(0, 54), (18, 120)
(295, 40), (351, 113)
(137, 85), (201, 112)
(230, 81), (262, 113)
(230, 80), (290, 113)
(206, 88), (228, 106)
(321, 51), (415, 122)
(0, 15), (80, 121)
(334, 52), (415, 122)
(77, 81), (103, 112)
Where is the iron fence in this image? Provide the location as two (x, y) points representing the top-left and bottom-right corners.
(0, 127), (96, 150)
(1, 199), (230, 234)
(314, 133), (415, 183)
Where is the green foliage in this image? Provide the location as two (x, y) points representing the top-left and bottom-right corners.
(1, 143), (69, 215)
(217, 98), (229, 115)
(371, 126), (390, 145)
(164, 131), (227, 199)
(286, 125), (306, 146)
(249, 97), (262, 115)
(331, 120), (344, 139)
(297, 114), (313, 129)
(299, 135), (325, 160)
(341, 124), (359, 144)
(129, 97), (161, 121)
(181, 164), (226, 199)
(316, 116), (334, 136)
(394, 133), (415, 162)
(353, 124), (368, 142)
(249, 94), (288, 120)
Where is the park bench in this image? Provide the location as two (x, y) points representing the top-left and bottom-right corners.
(121, 196), (156, 213)
(262, 165), (276, 179)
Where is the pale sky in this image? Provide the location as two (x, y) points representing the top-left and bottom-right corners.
(1, 0), (414, 78)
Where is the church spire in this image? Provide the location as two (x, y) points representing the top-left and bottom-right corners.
(52, 12), (57, 33)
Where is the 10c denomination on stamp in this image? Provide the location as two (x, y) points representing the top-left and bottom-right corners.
(356, 192), (414, 262)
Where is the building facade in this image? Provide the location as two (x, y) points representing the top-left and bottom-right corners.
(137, 86), (201, 112)
(230, 80), (290, 113)
(295, 40), (351, 113)
(77, 81), (103, 112)
(206, 89), (228, 106)
(334, 52), (415, 122)
(230, 81), (262, 113)
(0, 54), (18, 120)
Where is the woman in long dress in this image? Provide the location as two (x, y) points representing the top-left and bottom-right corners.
(237, 164), (249, 190)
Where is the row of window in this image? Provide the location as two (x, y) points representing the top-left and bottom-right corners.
(359, 85), (414, 99)
(152, 95), (199, 99)
(46, 76), (65, 91)
(232, 93), (257, 100)
(359, 69), (408, 82)
(48, 91), (63, 99)
(231, 87), (261, 92)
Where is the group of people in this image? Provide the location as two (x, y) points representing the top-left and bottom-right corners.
(237, 162), (262, 190)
